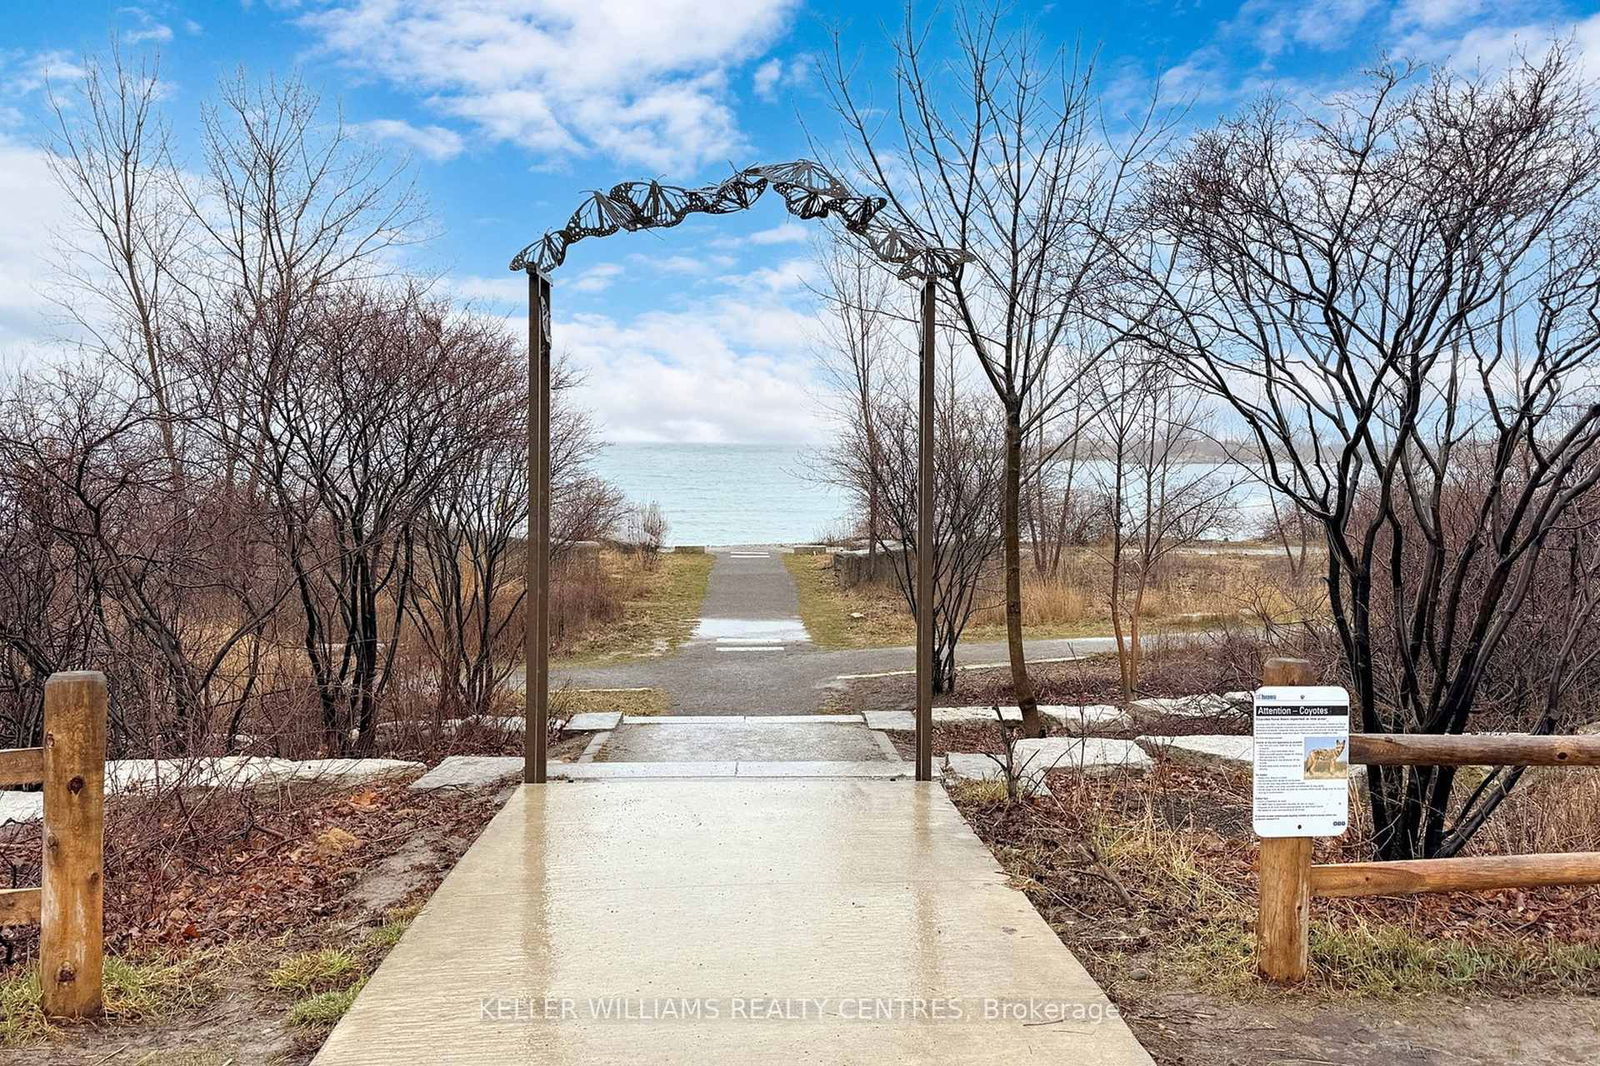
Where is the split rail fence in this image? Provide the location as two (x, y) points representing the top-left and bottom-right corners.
(1256, 658), (1600, 983)
(0, 671), (107, 1016)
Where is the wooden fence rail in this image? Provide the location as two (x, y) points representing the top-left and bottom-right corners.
(1256, 658), (1600, 984)
(0, 671), (106, 1017)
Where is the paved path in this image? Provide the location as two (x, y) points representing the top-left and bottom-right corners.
(312, 779), (1155, 1065)
(553, 547), (1144, 715)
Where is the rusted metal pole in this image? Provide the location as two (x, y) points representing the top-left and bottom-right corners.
(40, 671), (105, 1018)
(915, 280), (936, 782)
(1257, 656), (1314, 984)
(526, 272), (552, 784)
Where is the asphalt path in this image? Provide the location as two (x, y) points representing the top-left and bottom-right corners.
(548, 546), (1169, 715)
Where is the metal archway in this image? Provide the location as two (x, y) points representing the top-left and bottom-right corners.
(510, 160), (968, 784)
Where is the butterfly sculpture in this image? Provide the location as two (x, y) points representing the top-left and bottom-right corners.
(510, 159), (971, 281)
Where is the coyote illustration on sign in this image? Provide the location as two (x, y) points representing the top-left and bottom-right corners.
(1303, 738), (1347, 779)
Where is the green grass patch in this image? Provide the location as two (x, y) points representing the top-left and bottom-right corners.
(1, 954), (217, 1047)
(268, 948), (362, 997)
(290, 977), (368, 1028)
(784, 549), (1277, 649)
(1099, 815), (1600, 999)
(363, 902), (424, 953)
(783, 553), (913, 648)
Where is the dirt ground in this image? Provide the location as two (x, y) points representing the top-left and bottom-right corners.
(0, 776), (511, 1065)
(942, 753), (1600, 1066)
(1121, 989), (1600, 1065)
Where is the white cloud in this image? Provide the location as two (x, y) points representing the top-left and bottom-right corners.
(450, 273), (529, 308)
(1156, 0), (1600, 106)
(1, 50), (85, 98)
(297, 0), (800, 172)
(567, 262), (625, 294)
(0, 136), (73, 358)
(627, 252), (734, 275)
(717, 256), (818, 296)
(120, 7), (175, 44)
(1402, 11), (1600, 76)
(557, 295), (827, 443)
(752, 53), (811, 102)
(746, 221), (810, 245)
(352, 118), (466, 161)
(753, 58), (784, 101)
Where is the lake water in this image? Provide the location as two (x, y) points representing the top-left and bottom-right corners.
(589, 443), (1281, 547)
(590, 443), (852, 546)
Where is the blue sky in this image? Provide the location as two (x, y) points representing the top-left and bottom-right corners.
(3, 0), (1598, 443)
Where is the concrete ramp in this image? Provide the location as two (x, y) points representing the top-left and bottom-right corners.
(313, 780), (1153, 1065)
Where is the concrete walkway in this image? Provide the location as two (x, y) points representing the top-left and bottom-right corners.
(312, 779), (1154, 1065)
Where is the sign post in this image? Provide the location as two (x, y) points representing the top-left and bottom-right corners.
(1253, 658), (1350, 983)
(1253, 685), (1350, 838)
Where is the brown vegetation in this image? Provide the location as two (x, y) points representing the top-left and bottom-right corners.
(0, 60), (646, 766)
(951, 757), (1600, 1063)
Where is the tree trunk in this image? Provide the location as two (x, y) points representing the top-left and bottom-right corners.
(1003, 408), (1043, 737)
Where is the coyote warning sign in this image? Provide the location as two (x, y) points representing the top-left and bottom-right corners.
(1253, 686), (1350, 838)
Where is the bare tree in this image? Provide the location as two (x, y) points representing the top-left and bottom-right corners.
(46, 50), (189, 487)
(2, 51), (642, 774)
(1023, 401), (1102, 577)
(257, 288), (521, 753)
(822, 336), (1004, 693)
(814, 241), (900, 569)
(183, 71), (423, 495)
(1091, 361), (1237, 697)
(1135, 52), (1600, 858)
(828, 4), (1170, 734)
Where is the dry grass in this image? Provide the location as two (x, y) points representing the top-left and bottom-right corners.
(551, 686), (669, 717)
(787, 546), (1319, 649)
(951, 758), (1600, 1003)
(554, 549), (713, 665)
(1470, 767), (1600, 856)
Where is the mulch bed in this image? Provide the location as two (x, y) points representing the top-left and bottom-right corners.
(948, 757), (1600, 985)
(0, 779), (504, 966)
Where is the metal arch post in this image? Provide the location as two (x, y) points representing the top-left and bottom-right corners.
(915, 279), (936, 782)
(526, 270), (552, 784)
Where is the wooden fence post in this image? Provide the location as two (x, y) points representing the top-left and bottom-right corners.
(40, 671), (106, 1018)
(1257, 657), (1314, 984)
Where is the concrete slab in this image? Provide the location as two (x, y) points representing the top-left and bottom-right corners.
(734, 761), (911, 778)
(312, 781), (1154, 1066)
(107, 756), (289, 793)
(942, 753), (1052, 796)
(1129, 694), (1237, 718)
(0, 790), (43, 824)
(1013, 738), (1153, 775)
(694, 617), (810, 643)
(411, 756), (525, 791)
(564, 711), (622, 732)
(599, 722), (892, 763)
(550, 762), (739, 779)
(1143, 735), (1254, 765)
(271, 758), (425, 783)
(755, 714), (867, 724)
(864, 705), (1130, 733)
(622, 714), (740, 725)
(7, 757), (427, 821)
(622, 714), (866, 724)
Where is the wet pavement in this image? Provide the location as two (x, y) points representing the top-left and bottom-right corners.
(597, 719), (896, 762)
(312, 779), (1155, 1066)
